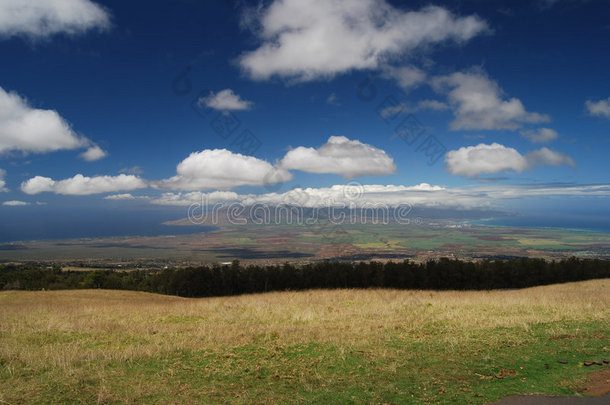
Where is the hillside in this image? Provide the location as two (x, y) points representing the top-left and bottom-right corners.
(1, 280), (609, 404)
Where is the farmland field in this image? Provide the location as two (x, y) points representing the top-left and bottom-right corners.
(1, 279), (608, 404)
(2, 224), (610, 268)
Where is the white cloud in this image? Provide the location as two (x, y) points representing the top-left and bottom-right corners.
(432, 70), (550, 130)
(382, 66), (427, 91)
(585, 98), (610, 119)
(79, 145), (107, 161)
(104, 193), (149, 201)
(239, 1), (488, 82)
(154, 149), (292, 191)
(2, 200), (29, 206)
(445, 143), (575, 178)
(280, 136), (396, 179)
(0, 86), (101, 156)
(446, 143), (527, 177)
(21, 174), (147, 195)
(520, 128), (558, 143)
(200, 89), (253, 112)
(0, 168), (7, 192)
(0, 0), (110, 39)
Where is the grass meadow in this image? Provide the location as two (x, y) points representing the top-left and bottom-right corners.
(1, 279), (608, 404)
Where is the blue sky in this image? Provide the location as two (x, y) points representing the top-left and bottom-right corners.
(1, 0), (610, 238)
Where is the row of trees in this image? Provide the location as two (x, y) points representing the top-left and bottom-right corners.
(1, 258), (609, 297)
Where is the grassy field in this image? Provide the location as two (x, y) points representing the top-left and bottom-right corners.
(1, 280), (608, 404)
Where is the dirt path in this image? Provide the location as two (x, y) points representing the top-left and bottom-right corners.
(491, 394), (609, 404)
(492, 369), (610, 404)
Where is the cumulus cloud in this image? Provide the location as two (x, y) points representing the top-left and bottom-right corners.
(585, 98), (610, 119)
(200, 89), (253, 112)
(79, 145), (107, 161)
(2, 200), (29, 206)
(239, 1), (488, 82)
(0, 0), (110, 39)
(280, 136), (396, 179)
(520, 128), (558, 143)
(154, 149), (292, 191)
(432, 70), (550, 130)
(0, 86), (102, 157)
(446, 143), (527, 177)
(445, 143), (575, 178)
(0, 168), (7, 192)
(21, 174), (146, 195)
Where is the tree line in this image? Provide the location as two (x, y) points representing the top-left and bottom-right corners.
(1, 257), (609, 298)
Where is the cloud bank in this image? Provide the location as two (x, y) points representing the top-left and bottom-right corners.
(151, 182), (610, 211)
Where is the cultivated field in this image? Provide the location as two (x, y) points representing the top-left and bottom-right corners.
(1, 280), (608, 404)
(2, 224), (610, 268)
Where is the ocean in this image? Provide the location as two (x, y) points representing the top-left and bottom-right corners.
(0, 207), (215, 243)
(467, 215), (610, 234)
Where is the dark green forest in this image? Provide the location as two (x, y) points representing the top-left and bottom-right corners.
(1, 258), (609, 298)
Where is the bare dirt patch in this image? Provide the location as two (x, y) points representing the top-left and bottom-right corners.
(583, 368), (610, 396)
(492, 368), (610, 404)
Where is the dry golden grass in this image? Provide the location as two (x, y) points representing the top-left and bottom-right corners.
(0, 280), (608, 404)
(1, 281), (608, 372)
